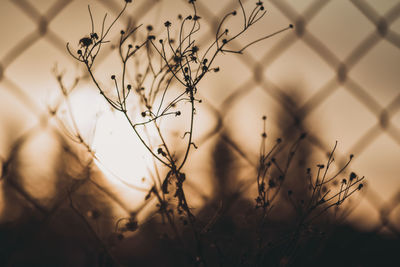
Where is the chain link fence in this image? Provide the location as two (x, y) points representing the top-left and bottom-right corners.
(1, 0), (400, 246)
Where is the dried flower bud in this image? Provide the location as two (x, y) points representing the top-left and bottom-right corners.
(79, 37), (92, 47)
(91, 33), (98, 39)
(350, 172), (357, 181)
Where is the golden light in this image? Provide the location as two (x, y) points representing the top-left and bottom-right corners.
(1, 0), (400, 265)
(60, 85), (156, 203)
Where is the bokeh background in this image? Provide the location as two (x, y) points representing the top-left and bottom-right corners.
(1, 0), (400, 251)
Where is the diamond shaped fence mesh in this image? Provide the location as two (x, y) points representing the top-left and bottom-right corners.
(0, 0), (399, 244)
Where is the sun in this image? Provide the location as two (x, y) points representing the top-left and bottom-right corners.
(61, 85), (156, 202)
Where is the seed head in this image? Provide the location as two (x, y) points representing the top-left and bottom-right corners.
(350, 172), (357, 181)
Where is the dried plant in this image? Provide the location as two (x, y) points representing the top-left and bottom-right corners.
(253, 116), (365, 265)
(49, 0), (366, 266)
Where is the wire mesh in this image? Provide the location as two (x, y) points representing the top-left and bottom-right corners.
(1, 0), (399, 241)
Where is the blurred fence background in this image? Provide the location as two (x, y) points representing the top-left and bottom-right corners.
(1, 0), (400, 243)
